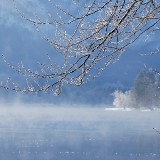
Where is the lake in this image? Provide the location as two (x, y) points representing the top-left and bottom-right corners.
(0, 105), (159, 160)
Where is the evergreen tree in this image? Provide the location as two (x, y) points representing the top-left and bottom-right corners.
(133, 69), (157, 108)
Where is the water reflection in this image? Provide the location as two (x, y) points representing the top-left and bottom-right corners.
(0, 106), (159, 160)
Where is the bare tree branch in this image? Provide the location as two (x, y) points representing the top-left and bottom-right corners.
(1, 0), (160, 95)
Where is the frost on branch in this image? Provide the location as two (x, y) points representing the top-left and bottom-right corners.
(1, 0), (160, 95)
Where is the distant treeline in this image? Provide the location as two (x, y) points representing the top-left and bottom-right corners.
(113, 69), (160, 109)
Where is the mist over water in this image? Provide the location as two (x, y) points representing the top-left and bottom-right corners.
(0, 103), (160, 160)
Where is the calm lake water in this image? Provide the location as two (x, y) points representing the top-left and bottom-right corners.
(0, 106), (159, 160)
